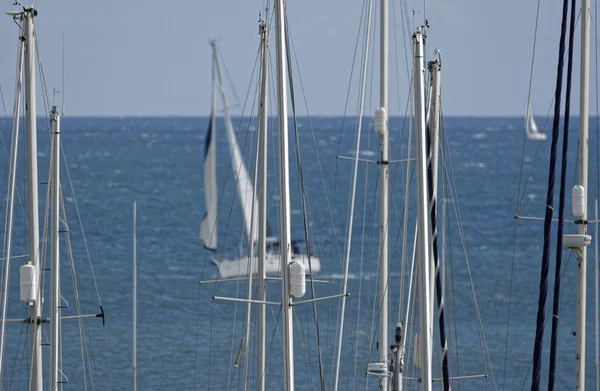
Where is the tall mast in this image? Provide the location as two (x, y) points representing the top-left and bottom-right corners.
(376, 0), (389, 389)
(50, 107), (61, 391)
(23, 7), (43, 390)
(256, 16), (269, 391)
(132, 200), (137, 391)
(595, 199), (599, 391)
(274, 0), (295, 389)
(413, 29), (432, 390)
(576, 0), (590, 388)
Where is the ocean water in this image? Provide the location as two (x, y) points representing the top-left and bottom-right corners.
(0, 115), (599, 390)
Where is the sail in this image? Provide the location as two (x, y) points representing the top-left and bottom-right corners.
(224, 111), (259, 243)
(200, 114), (218, 250)
(528, 112), (539, 134)
(525, 104), (547, 140)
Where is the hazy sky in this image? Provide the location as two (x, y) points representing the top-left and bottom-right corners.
(0, 1), (581, 117)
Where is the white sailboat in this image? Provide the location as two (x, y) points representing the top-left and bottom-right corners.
(199, 41), (321, 279)
(525, 104), (547, 140)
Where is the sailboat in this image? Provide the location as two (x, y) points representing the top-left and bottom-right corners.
(525, 104), (547, 140)
(0, 7), (108, 390)
(199, 41), (321, 279)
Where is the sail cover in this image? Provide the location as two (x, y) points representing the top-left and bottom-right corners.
(200, 114), (218, 250)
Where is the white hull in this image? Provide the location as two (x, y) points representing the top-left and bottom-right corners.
(213, 253), (321, 279)
(527, 131), (547, 141)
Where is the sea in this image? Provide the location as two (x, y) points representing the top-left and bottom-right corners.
(0, 115), (599, 390)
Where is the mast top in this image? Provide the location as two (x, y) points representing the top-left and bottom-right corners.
(7, 5), (36, 19)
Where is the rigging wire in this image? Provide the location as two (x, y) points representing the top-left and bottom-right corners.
(331, 0), (376, 388)
(284, 19), (325, 390)
(440, 109), (499, 389)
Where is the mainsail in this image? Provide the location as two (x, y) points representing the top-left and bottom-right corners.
(200, 113), (218, 250)
(223, 108), (259, 244)
(202, 45), (259, 247)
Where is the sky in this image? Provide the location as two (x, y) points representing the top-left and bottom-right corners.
(0, 0), (585, 117)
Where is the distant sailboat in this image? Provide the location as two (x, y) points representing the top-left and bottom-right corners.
(525, 104), (547, 140)
(200, 42), (321, 279)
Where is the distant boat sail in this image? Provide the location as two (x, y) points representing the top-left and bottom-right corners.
(525, 104), (547, 140)
(200, 42), (321, 278)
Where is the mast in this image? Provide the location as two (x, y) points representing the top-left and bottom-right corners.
(23, 7), (43, 390)
(50, 106), (61, 391)
(594, 198), (600, 391)
(576, 0), (591, 388)
(376, 0), (389, 388)
(427, 55), (450, 391)
(132, 200), (137, 391)
(413, 29), (433, 390)
(275, 0), (295, 388)
(256, 16), (269, 391)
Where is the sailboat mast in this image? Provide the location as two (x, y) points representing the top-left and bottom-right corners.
(132, 200), (137, 391)
(50, 107), (61, 391)
(274, 0), (295, 389)
(576, 0), (591, 388)
(413, 29), (433, 390)
(256, 17), (269, 391)
(23, 8), (43, 390)
(595, 199), (599, 391)
(376, 0), (390, 389)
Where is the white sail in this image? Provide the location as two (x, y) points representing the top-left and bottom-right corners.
(224, 110), (259, 243)
(525, 104), (547, 141)
(200, 113), (218, 250)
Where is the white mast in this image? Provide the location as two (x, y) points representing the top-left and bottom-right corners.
(49, 106), (61, 391)
(595, 199), (599, 391)
(256, 17), (269, 391)
(413, 29), (432, 390)
(132, 200), (137, 391)
(576, 0), (590, 388)
(375, 0), (389, 389)
(23, 7), (43, 390)
(274, 0), (295, 389)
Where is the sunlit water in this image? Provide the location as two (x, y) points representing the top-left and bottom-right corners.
(0, 116), (598, 390)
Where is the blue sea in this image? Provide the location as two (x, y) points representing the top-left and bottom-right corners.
(1, 115), (599, 390)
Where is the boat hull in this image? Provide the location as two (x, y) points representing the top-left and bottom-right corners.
(213, 253), (321, 279)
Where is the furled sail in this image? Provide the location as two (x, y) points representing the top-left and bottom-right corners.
(200, 114), (218, 250)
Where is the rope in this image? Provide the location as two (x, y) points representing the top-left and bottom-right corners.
(548, 0), (577, 387)
(530, 0), (570, 386)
